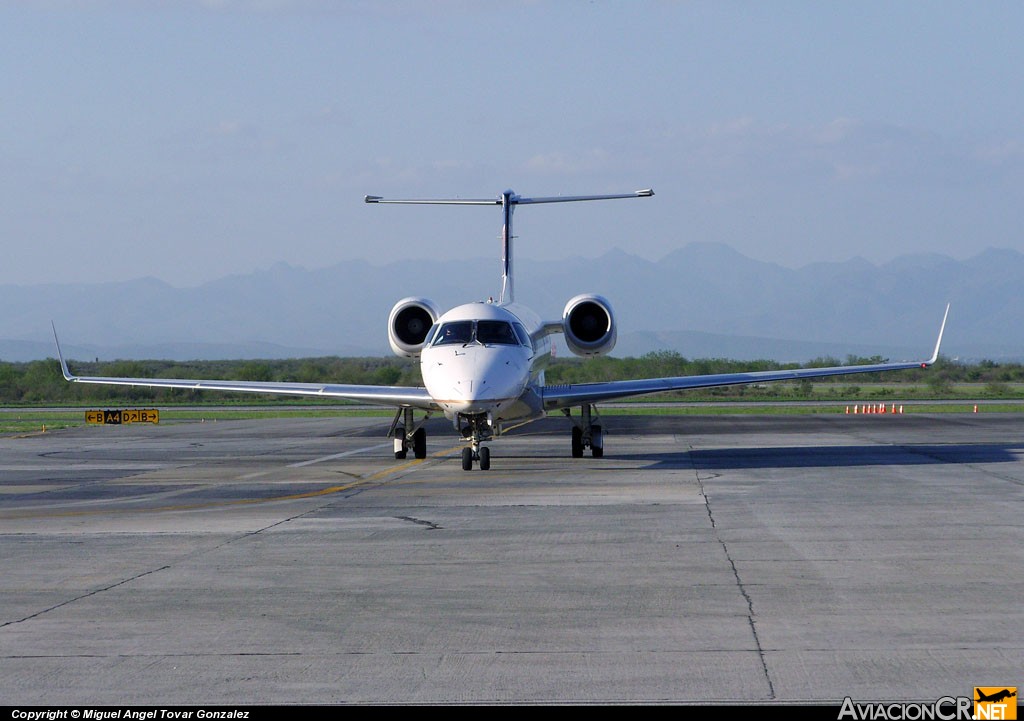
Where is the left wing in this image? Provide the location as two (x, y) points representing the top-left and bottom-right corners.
(542, 305), (949, 410)
(51, 325), (438, 410)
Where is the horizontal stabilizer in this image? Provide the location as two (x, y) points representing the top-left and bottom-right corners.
(364, 189), (654, 206)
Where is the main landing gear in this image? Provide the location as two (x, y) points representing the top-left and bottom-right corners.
(389, 408), (431, 460)
(565, 403), (604, 458)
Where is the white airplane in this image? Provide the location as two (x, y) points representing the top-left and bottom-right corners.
(53, 188), (950, 471)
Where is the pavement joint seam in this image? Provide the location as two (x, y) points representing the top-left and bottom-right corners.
(687, 441), (777, 700)
(0, 564), (171, 629)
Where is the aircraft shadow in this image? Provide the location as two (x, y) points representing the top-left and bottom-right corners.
(611, 444), (1022, 470)
(348, 419), (1021, 470)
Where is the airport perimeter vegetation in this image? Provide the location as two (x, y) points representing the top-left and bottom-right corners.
(2, 352), (1022, 434)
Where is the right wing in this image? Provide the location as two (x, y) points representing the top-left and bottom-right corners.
(51, 325), (438, 410)
(542, 305), (950, 410)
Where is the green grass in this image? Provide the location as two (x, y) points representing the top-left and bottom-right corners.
(163, 408), (394, 421)
(603, 402), (1013, 415)
(0, 406), (392, 434)
(3, 401), (1018, 434)
(0, 411), (85, 434)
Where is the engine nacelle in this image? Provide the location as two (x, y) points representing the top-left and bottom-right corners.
(388, 297), (441, 357)
(562, 294), (617, 356)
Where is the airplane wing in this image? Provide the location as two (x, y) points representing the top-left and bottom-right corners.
(51, 325), (438, 410)
(542, 305), (950, 410)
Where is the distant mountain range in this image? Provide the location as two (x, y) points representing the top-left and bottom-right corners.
(2, 243), (1019, 363)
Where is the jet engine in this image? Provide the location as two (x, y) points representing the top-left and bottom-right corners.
(562, 294), (616, 356)
(388, 297), (441, 357)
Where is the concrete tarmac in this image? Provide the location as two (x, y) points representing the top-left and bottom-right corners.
(1, 412), (1022, 705)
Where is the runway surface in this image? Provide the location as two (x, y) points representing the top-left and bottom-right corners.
(1, 412), (1022, 705)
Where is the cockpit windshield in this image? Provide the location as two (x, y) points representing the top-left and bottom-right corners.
(476, 320), (518, 345)
(433, 320), (522, 346)
(434, 321), (473, 345)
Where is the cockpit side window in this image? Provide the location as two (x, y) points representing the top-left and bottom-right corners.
(476, 320), (518, 345)
(512, 323), (532, 348)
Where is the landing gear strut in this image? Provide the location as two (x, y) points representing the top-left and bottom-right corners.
(389, 408), (431, 460)
(565, 403), (604, 458)
(457, 413), (493, 471)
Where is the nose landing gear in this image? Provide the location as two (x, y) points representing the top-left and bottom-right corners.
(457, 413), (493, 471)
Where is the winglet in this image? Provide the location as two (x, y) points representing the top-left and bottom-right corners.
(924, 304), (950, 366)
(51, 322), (76, 381)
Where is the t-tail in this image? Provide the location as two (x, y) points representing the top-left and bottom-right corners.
(365, 188), (654, 303)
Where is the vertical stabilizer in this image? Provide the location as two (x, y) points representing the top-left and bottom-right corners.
(500, 190), (516, 303)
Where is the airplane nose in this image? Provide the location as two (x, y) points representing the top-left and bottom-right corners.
(452, 378), (488, 405)
(457, 374), (526, 413)
(450, 372), (514, 409)
(424, 347), (526, 414)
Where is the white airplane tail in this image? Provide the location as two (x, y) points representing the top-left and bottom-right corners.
(365, 188), (654, 303)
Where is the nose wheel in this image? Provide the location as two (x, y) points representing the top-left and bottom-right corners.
(461, 445), (491, 471)
(456, 413), (493, 470)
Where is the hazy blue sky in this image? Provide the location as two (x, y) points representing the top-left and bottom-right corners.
(2, 1), (1022, 286)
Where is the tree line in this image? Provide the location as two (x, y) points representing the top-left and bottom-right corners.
(0, 352), (1020, 405)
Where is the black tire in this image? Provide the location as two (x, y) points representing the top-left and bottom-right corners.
(571, 426), (583, 458)
(395, 439), (407, 460)
(413, 428), (427, 459)
(461, 446), (474, 471)
(479, 446), (491, 471)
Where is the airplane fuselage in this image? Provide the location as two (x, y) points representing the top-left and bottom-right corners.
(420, 301), (550, 428)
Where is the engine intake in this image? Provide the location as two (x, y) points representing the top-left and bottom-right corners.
(388, 297), (440, 357)
(562, 294), (616, 356)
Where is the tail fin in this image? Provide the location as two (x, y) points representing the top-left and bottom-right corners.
(366, 188), (654, 303)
